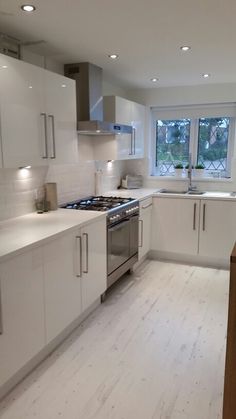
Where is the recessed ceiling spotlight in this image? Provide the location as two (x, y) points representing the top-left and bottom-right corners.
(21, 5), (36, 12)
(202, 73), (210, 78)
(61, 84), (67, 88)
(1, 65), (8, 69)
(108, 54), (119, 60)
(180, 46), (191, 52)
(151, 77), (159, 82)
(29, 85), (33, 89)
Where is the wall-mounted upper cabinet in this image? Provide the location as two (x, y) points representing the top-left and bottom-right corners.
(97, 95), (145, 160)
(0, 54), (78, 168)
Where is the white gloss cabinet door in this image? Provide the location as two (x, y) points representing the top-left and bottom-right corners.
(0, 54), (47, 168)
(103, 96), (145, 160)
(130, 101), (145, 159)
(80, 218), (107, 312)
(43, 231), (82, 343)
(151, 197), (200, 255)
(44, 71), (78, 164)
(138, 198), (152, 260)
(0, 248), (45, 387)
(198, 199), (236, 261)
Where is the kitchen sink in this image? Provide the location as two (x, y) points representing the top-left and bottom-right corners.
(158, 189), (206, 195)
(158, 189), (188, 194)
(186, 191), (206, 195)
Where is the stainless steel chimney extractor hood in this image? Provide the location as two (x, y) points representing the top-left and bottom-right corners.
(64, 62), (132, 135)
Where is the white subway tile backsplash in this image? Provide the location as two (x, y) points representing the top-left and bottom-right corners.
(0, 158), (127, 221)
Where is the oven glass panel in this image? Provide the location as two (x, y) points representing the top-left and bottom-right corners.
(107, 219), (130, 275)
(129, 215), (139, 257)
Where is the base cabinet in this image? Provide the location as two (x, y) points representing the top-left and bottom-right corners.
(0, 249), (45, 387)
(0, 217), (106, 392)
(151, 197), (199, 255)
(80, 218), (107, 312)
(43, 231), (82, 343)
(151, 197), (236, 265)
(139, 197), (152, 260)
(198, 200), (236, 261)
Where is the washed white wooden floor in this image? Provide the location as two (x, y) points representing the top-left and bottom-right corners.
(0, 260), (229, 419)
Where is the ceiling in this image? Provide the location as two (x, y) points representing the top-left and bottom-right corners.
(0, 0), (236, 89)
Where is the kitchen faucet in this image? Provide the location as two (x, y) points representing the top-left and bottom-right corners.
(187, 153), (197, 191)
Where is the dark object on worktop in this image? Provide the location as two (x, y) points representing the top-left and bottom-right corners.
(223, 243), (236, 419)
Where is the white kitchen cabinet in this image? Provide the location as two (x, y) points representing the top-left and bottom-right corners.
(80, 218), (107, 312)
(0, 248), (45, 387)
(151, 197), (200, 255)
(102, 95), (145, 160)
(44, 70), (78, 164)
(43, 217), (106, 343)
(0, 53), (77, 168)
(138, 197), (152, 260)
(0, 54), (46, 167)
(198, 199), (236, 261)
(43, 230), (82, 343)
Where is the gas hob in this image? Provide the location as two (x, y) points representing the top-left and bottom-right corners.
(61, 195), (139, 225)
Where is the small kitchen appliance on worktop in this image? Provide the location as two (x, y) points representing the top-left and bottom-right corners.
(61, 196), (139, 294)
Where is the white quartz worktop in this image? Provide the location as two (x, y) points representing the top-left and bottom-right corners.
(105, 187), (236, 201)
(0, 209), (106, 262)
(104, 188), (158, 201)
(153, 190), (236, 200)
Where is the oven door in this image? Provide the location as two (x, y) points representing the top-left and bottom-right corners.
(107, 215), (139, 276)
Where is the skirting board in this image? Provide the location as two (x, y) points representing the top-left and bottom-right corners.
(149, 250), (230, 270)
(0, 298), (101, 401)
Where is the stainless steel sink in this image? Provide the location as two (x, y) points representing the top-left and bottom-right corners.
(158, 189), (187, 194)
(158, 189), (206, 195)
(186, 191), (206, 195)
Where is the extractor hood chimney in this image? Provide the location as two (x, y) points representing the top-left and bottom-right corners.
(64, 62), (132, 135)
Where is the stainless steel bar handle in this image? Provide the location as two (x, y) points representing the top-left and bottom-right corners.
(76, 236), (82, 277)
(133, 127), (136, 155)
(202, 203), (206, 231)
(48, 115), (56, 159)
(138, 219), (143, 247)
(83, 233), (89, 274)
(142, 203), (153, 210)
(41, 113), (48, 159)
(193, 203), (197, 230)
(129, 129), (133, 155)
(0, 284), (3, 335)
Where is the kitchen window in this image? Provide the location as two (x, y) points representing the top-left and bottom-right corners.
(152, 104), (236, 178)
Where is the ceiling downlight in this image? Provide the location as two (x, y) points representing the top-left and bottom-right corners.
(180, 46), (191, 52)
(21, 5), (36, 12)
(108, 54), (119, 60)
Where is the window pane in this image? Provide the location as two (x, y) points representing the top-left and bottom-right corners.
(156, 119), (190, 175)
(197, 117), (230, 174)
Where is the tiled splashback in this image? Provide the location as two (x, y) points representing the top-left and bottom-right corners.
(0, 167), (48, 222)
(0, 160), (126, 222)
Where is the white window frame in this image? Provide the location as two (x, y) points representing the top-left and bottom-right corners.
(151, 103), (236, 178)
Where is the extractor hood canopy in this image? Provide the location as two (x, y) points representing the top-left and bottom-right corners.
(64, 62), (132, 135)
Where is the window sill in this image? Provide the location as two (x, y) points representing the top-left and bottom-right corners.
(148, 175), (233, 183)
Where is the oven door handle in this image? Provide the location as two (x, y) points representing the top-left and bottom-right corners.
(108, 219), (130, 232)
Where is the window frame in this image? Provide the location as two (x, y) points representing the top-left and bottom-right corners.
(151, 104), (236, 178)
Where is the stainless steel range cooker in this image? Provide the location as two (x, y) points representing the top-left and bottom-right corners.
(61, 196), (139, 293)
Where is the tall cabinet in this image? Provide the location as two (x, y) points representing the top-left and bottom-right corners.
(0, 53), (78, 168)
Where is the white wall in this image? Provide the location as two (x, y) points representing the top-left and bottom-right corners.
(126, 83), (236, 107)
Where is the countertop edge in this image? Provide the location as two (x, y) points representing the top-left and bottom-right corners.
(0, 210), (106, 263)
